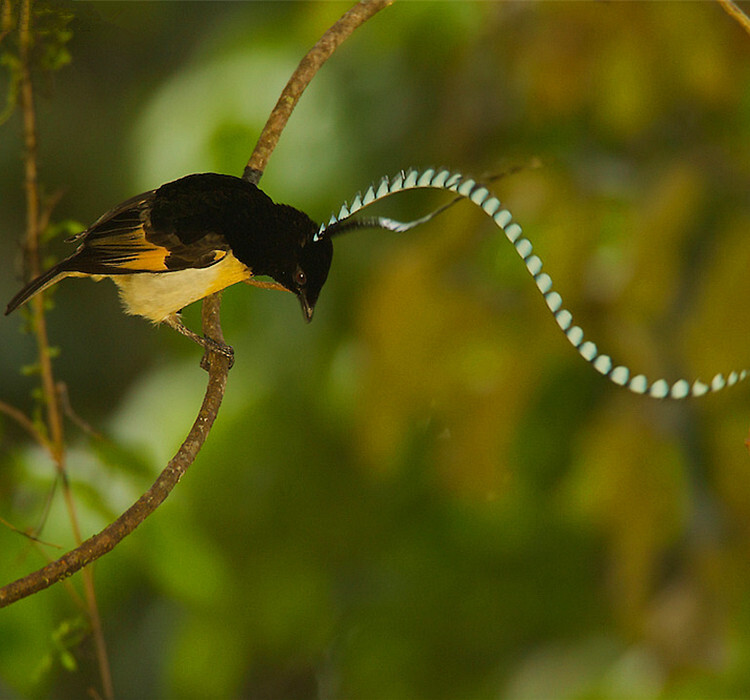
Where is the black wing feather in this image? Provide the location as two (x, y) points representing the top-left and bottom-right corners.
(65, 190), (230, 274)
(5, 184), (234, 315)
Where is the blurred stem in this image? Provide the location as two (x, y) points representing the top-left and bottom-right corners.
(0, 0), (12, 45)
(244, 0), (393, 183)
(0, 398), (52, 453)
(17, 1), (113, 698)
(717, 0), (750, 36)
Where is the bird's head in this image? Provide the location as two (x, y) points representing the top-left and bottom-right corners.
(271, 205), (333, 323)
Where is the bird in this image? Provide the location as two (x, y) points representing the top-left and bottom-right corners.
(5, 172), (334, 363)
(8, 165), (748, 398)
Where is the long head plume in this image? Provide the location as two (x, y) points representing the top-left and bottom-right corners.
(317, 166), (748, 399)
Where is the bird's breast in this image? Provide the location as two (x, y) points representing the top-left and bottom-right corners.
(111, 252), (252, 322)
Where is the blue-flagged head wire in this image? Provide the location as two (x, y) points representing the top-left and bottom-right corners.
(317, 166), (748, 399)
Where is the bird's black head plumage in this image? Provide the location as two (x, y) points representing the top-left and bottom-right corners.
(150, 173), (333, 321)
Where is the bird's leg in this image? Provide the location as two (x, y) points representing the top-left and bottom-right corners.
(163, 313), (234, 370)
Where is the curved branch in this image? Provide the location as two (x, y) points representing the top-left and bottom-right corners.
(717, 0), (750, 36)
(1, 0), (391, 610)
(0, 295), (230, 608)
(243, 0), (393, 183)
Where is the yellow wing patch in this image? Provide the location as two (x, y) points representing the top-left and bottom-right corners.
(112, 241), (227, 272)
(73, 217), (229, 275)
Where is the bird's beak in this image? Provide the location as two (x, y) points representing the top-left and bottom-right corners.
(299, 293), (314, 323)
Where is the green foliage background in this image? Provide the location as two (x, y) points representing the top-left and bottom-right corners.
(2, 2), (750, 698)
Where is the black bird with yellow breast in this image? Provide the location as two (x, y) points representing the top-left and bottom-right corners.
(9, 164), (749, 399)
(5, 173), (333, 361)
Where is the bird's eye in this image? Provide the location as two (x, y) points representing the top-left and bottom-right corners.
(294, 269), (307, 287)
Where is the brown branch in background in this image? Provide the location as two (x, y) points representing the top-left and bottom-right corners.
(717, 0), (750, 36)
(0, 0), (13, 44)
(57, 381), (105, 440)
(1, 0), (391, 612)
(0, 514), (62, 548)
(0, 399), (52, 454)
(243, 0), (393, 183)
(16, 2), (113, 696)
(19, 0), (62, 459)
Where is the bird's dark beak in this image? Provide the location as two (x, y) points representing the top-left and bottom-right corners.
(299, 293), (314, 323)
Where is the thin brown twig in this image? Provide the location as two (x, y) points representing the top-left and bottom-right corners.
(57, 382), (104, 440)
(16, 1), (113, 696)
(18, 0), (61, 504)
(38, 187), (66, 238)
(717, 0), (750, 36)
(30, 537), (87, 611)
(244, 0), (393, 183)
(0, 398), (52, 453)
(0, 0), (12, 45)
(0, 514), (62, 548)
(4, 518), (86, 613)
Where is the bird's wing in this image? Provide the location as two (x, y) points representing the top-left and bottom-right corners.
(66, 191), (231, 275)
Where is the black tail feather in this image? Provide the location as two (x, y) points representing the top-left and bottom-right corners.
(5, 263), (69, 315)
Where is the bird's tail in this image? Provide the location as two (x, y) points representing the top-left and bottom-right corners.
(5, 263), (71, 315)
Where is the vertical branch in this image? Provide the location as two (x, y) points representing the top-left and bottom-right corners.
(19, 0), (64, 463)
(0, 0), (12, 44)
(16, 1), (113, 698)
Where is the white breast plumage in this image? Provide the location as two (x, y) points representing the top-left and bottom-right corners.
(111, 253), (251, 322)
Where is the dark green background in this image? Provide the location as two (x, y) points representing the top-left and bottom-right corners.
(2, 2), (750, 698)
